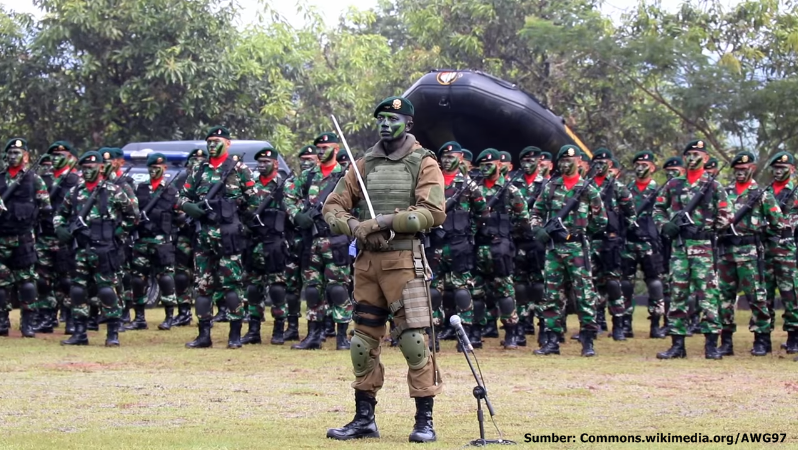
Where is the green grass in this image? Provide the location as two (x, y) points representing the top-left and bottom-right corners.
(0, 310), (796, 450)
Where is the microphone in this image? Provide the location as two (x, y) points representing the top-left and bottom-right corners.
(449, 315), (473, 351)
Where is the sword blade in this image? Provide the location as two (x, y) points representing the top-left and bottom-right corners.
(331, 114), (375, 219)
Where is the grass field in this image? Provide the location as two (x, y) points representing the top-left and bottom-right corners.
(1, 309), (796, 450)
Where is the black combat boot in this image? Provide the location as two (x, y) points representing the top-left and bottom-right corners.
(428, 327), (440, 353)
(571, 331), (581, 341)
(158, 306), (174, 331)
(611, 315), (626, 341)
(87, 306), (100, 331)
(649, 314), (666, 339)
(516, 322), (527, 347)
(437, 321), (455, 341)
(482, 319), (499, 338)
(337, 323), (351, 350)
(580, 330), (596, 357)
(469, 324), (483, 349)
(501, 324), (518, 349)
(121, 302), (131, 324)
(704, 333), (723, 360)
(324, 315), (336, 338)
(623, 314), (634, 338)
(596, 308), (608, 333)
(750, 332), (771, 356)
(524, 315), (536, 335)
(211, 305), (228, 323)
(408, 396), (436, 443)
(34, 309), (55, 333)
(105, 319), (120, 347)
(59, 306), (68, 323)
(20, 309), (35, 338)
(456, 324), (472, 353)
(533, 331), (560, 355)
(784, 331), (798, 354)
(242, 317), (263, 345)
(0, 310), (9, 336)
(172, 304), (192, 327)
(60, 318), (89, 346)
(185, 319), (212, 348)
(125, 304), (148, 330)
(64, 308), (75, 335)
(284, 316), (300, 341)
(536, 318), (545, 347)
(291, 321), (323, 350)
(326, 391), (380, 440)
(227, 320), (243, 349)
(656, 335), (686, 359)
(718, 330), (734, 356)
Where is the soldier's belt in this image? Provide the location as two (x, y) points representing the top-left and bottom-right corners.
(718, 234), (757, 246)
(551, 233), (584, 244)
(356, 238), (420, 252)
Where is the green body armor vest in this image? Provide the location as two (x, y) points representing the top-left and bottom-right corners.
(359, 148), (433, 219)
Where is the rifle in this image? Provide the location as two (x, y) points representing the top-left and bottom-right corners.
(1, 156), (44, 214)
(113, 166), (133, 186)
(202, 154), (244, 224)
(484, 170), (523, 211)
(250, 171), (294, 228)
(635, 182), (667, 216)
(48, 159), (78, 198)
(303, 169), (346, 235)
(540, 162), (600, 242)
(669, 162), (727, 228)
(728, 180), (775, 234)
(445, 175), (481, 213)
(68, 175), (113, 239)
(140, 170), (184, 223)
(527, 177), (550, 211)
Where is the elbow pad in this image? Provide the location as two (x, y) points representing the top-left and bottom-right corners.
(325, 212), (353, 236)
(393, 209), (433, 233)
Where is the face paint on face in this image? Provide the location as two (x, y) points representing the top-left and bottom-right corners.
(6, 149), (24, 168)
(594, 160), (609, 175)
(685, 151), (704, 170)
(207, 139), (226, 157)
(82, 164), (101, 182)
(377, 112), (409, 142)
(148, 165), (165, 180)
(635, 162), (651, 180)
(440, 154), (459, 172)
(52, 152), (69, 170)
(500, 164), (510, 177)
(257, 158), (275, 175)
(187, 156), (205, 169)
(539, 162), (551, 177)
(300, 156), (317, 171)
(39, 163), (53, 177)
(769, 165), (792, 182)
(317, 144), (336, 163)
(480, 163), (497, 179)
(734, 165), (754, 183)
(665, 169), (682, 180)
(558, 158), (577, 176)
(521, 158), (538, 175)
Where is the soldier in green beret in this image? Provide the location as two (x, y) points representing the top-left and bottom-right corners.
(499, 151), (513, 179)
(128, 153), (182, 332)
(298, 145), (319, 172)
(0, 138), (52, 338)
(538, 152), (553, 179)
(55, 151), (138, 346)
(33, 141), (81, 334)
(653, 140), (732, 359)
(716, 151), (782, 356)
(704, 157), (719, 177)
(240, 146), (294, 346)
(284, 132), (353, 350)
(621, 151), (667, 340)
(658, 156), (685, 334)
(764, 152), (798, 355)
(588, 148), (637, 342)
(337, 151), (351, 171)
(178, 125), (261, 349)
(531, 145), (607, 356)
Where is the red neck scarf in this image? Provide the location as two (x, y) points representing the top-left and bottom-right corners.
(594, 174), (606, 187)
(116, 168), (123, 178)
(636, 179), (651, 193)
(563, 173), (579, 191)
(54, 166), (70, 179)
(7, 166), (21, 178)
(484, 178), (497, 189)
(210, 152), (229, 169)
(774, 179), (790, 196)
(85, 177), (102, 192)
(524, 172), (537, 186)
(150, 177), (163, 192)
(736, 180), (753, 196)
(687, 168), (704, 185)
(320, 162), (336, 178)
(260, 173), (276, 186)
(443, 172), (457, 187)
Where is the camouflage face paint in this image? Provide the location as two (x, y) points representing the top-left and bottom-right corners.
(479, 162), (497, 179)
(317, 144), (336, 163)
(5, 148), (24, 167)
(257, 158), (275, 175)
(440, 154), (459, 172)
(500, 164), (510, 177)
(377, 112), (408, 142)
(39, 162), (53, 177)
(300, 156), (317, 171)
(558, 158), (577, 176)
(635, 162), (651, 180)
(734, 165), (754, 183)
(207, 139), (226, 157)
(665, 169), (682, 180)
(539, 163), (551, 177)
(521, 158), (538, 175)
(148, 165), (165, 180)
(82, 164), (101, 182)
(769, 165), (792, 182)
(685, 151), (704, 170)
(594, 160), (609, 175)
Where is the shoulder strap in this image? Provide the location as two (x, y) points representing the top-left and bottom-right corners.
(99, 186), (110, 217)
(302, 170), (316, 198)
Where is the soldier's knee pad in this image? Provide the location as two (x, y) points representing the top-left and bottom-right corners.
(621, 280), (634, 299)
(269, 284), (286, 307)
(606, 279), (622, 300)
(174, 273), (190, 293)
(287, 293), (300, 315)
(195, 296), (212, 317)
(157, 275), (175, 295)
(224, 291), (241, 311)
(497, 296), (515, 316)
(326, 284), (349, 307)
(514, 283), (529, 305)
(97, 286), (118, 308)
(398, 329), (429, 370)
(453, 289), (472, 312)
(18, 282), (36, 303)
(246, 285), (262, 305)
(473, 299), (486, 320)
(304, 285), (321, 308)
(530, 283), (544, 304)
(70, 285), (87, 306)
(350, 329), (380, 377)
(646, 278), (664, 301)
(36, 278), (51, 296)
(131, 276), (147, 298)
(429, 288), (442, 311)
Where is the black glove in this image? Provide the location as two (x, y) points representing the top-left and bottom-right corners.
(56, 226), (72, 244)
(182, 202), (205, 219)
(293, 212), (314, 229)
(661, 221), (680, 239)
(534, 227), (550, 244)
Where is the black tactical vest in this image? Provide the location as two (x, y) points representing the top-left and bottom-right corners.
(198, 159), (240, 226)
(0, 170), (38, 236)
(476, 186), (511, 241)
(136, 182), (177, 237)
(442, 181), (470, 236)
(71, 186), (115, 246)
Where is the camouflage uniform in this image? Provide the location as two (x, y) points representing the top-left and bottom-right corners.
(172, 168), (196, 326)
(283, 162), (352, 349)
(55, 151), (137, 346)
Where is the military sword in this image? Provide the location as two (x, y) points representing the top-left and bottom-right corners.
(330, 114), (375, 219)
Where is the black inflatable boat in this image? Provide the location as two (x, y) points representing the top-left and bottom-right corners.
(402, 69), (591, 162)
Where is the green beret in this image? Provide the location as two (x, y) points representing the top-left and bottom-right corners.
(111, 148), (124, 159)
(205, 125), (231, 140)
(632, 151), (656, 164)
(98, 147), (115, 162)
(731, 151), (755, 167)
(438, 141), (462, 155)
(313, 132), (339, 146)
(519, 146), (541, 159)
(475, 148), (501, 165)
(663, 156), (684, 169)
(4, 138), (27, 152)
(540, 152), (553, 161)
(499, 151), (512, 163)
(592, 147), (613, 161)
(373, 96), (414, 118)
(337, 152), (351, 163)
(580, 152), (592, 163)
(79, 151), (103, 165)
(146, 153), (168, 166)
(683, 139), (707, 154)
(769, 151), (795, 166)
(46, 141), (77, 157)
(461, 149), (473, 162)
(704, 157), (719, 170)
(188, 148), (206, 158)
(298, 145), (317, 157)
(611, 158), (621, 167)
(557, 145), (580, 159)
(255, 146), (279, 160)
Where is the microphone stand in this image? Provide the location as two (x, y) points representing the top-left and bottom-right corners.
(455, 329), (516, 446)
